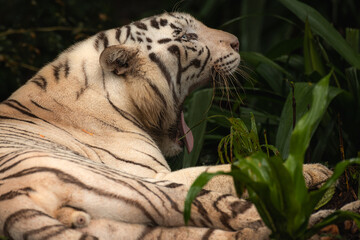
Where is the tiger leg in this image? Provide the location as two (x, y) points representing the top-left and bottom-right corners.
(159, 163), (333, 195)
(0, 153), (264, 232)
(80, 218), (270, 240)
(0, 194), (96, 240)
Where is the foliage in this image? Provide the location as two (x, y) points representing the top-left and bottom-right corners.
(178, 0), (360, 169)
(184, 73), (360, 239)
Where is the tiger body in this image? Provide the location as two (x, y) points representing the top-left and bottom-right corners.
(0, 12), (337, 240)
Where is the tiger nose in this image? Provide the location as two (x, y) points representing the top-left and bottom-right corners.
(219, 34), (239, 52)
(230, 40), (240, 52)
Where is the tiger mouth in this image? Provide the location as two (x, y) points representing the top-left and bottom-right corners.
(177, 111), (193, 153)
(173, 53), (240, 154)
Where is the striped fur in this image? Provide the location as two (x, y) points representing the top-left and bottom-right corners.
(0, 12), (333, 240)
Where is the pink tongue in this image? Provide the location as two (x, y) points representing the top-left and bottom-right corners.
(181, 112), (194, 153)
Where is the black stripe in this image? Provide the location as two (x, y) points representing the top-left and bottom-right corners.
(76, 61), (89, 100)
(170, 23), (181, 30)
(163, 182), (183, 188)
(0, 154), (52, 174)
(53, 63), (62, 81)
(115, 28), (121, 42)
(86, 144), (158, 173)
(30, 75), (47, 91)
(122, 130), (159, 150)
(212, 194), (235, 231)
(64, 59), (70, 78)
(3, 209), (53, 239)
(159, 18), (168, 26)
(107, 95), (145, 131)
(158, 38), (172, 44)
(101, 69), (106, 90)
(30, 100), (52, 112)
(0, 187), (34, 201)
(182, 59), (201, 73)
(0, 115), (35, 125)
(150, 18), (159, 29)
(2, 167), (158, 225)
(134, 21), (148, 31)
(145, 78), (167, 109)
(193, 199), (213, 227)
(6, 99), (31, 112)
(157, 188), (182, 214)
(3, 101), (47, 122)
(185, 46), (197, 52)
(149, 53), (172, 88)
(137, 226), (156, 240)
(197, 46), (211, 78)
(94, 32), (109, 51)
(202, 229), (215, 240)
(125, 26), (131, 43)
(149, 53), (179, 104)
(167, 45), (182, 85)
(134, 149), (169, 170)
(136, 180), (166, 206)
(79, 233), (99, 240)
(23, 224), (66, 240)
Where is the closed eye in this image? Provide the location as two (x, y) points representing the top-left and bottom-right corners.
(181, 33), (198, 41)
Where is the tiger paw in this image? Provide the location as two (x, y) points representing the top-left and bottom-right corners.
(55, 206), (91, 228)
(303, 163), (333, 190)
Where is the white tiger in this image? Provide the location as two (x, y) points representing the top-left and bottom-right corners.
(0, 12), (349, 240)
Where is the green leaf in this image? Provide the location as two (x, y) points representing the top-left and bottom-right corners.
(314, 183), (336, 210)
(276, 79), (342, 159)
(303, 19), (326, 76)
(182, 89), (213, 168)
(285, 72), (332, 173)
(239, 0), (266, 52)
(240, 51), (293, 79)
(346, 28), (359, 54)
(278, 0), (360, 69)
(256, 63), (284, 95)
(266, 38), (303, 59)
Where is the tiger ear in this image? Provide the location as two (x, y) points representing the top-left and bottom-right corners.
(99, 45), (138, 76)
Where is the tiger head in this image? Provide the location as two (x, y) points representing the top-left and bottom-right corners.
(98, 12), (240, 157)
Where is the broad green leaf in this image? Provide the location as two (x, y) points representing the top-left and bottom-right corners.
(256, 63), (284, 95)
(346, 28), (359, 54)
(182, 89), (213, 168)
(276, 80), (342, 159)
(345, 67), (360, 108)
(285, 72), (332, 172)
(276, 82), (313, 159)
(314, 183), (336, 210)
(266, 38), (303, 59)
(303, 19), (326, 76)
(278, 0), (360, 69)
(240, 0), (266, 52)
(240, 51), (293, 79)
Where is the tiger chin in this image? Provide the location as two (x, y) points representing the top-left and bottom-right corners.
(0, 12), (340, 240)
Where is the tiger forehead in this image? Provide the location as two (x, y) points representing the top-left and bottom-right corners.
(137, 13), (197, 32)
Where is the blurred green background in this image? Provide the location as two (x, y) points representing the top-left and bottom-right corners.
(0, 0), (359, 171)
